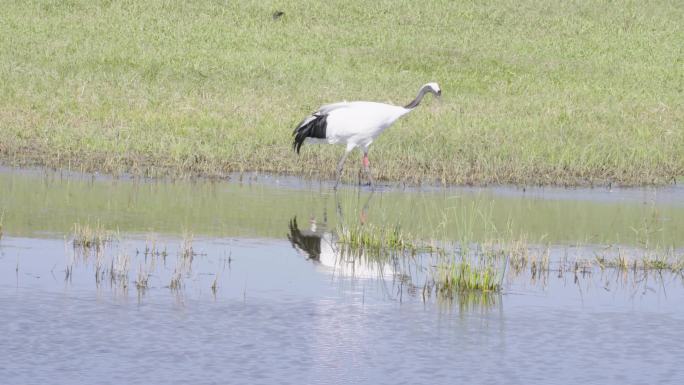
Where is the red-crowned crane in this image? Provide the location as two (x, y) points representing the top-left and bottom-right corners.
(292, 82), (441, 189)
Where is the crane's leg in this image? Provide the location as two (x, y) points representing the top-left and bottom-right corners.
(362, 151), (375, 190)
(334, 147), (353, 190)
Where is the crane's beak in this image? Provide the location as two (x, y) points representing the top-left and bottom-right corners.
(434, 90), (442, 104)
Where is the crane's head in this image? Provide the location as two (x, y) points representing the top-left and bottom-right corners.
(405, 82), (442, 109)
(424, 82), (441, 97)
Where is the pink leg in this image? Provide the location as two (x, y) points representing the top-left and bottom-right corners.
(362, 153), (375, 189)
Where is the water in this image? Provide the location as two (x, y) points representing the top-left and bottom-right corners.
(2, 167), (683, 246)
(1, 168), (683, 384)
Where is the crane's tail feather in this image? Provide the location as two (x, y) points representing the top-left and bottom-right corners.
(292, 113), (327, 154)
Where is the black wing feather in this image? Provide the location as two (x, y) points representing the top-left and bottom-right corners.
(292, 113), (328, 154)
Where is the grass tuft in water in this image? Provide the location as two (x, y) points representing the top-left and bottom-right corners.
(181, 233), (197, 261)
(168, 233), (203, 290)
(169, 269), (182, 291)
(135, 262), (150, 290)
(435, 250), (506, 296)
(110, 253), (130, 289)
(141, 234), (168, 259)
(337, 222), (421, 257)
(72, 222), (114, 251)
(594, 246), (684, 272)
(642, 254), (672, 271)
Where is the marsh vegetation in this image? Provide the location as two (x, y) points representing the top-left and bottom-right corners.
(35, 218), (684, 306)
(2, 169), (681, 305)
(333, 202), (684, 300)
(72, 222), (115, 251)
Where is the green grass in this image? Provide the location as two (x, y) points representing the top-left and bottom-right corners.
(337, 222), (420, 256)
(1, 0), (682, 185)
(437, 257), (505, 294)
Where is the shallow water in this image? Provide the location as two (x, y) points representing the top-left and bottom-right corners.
(1, 168), (683, 384)
(2, 167), (683, 246)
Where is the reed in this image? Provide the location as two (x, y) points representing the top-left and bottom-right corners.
(135, 262), (150, 290)
(72, 222), (114, 251)
(110, 253), (131, 289)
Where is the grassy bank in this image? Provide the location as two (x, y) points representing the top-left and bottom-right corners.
(1, 0), (682, 186)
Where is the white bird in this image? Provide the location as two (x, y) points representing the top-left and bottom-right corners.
(292, 82), (441, 189)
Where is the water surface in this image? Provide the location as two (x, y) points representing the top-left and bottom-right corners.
(1, 168), (683, 384)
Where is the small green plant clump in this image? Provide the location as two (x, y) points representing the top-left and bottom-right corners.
(337, 222), (419, 257)
(436, 257), (505, 295)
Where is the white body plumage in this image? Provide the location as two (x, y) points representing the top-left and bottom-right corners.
(293, 82), (441, 189)
(308, 102), (410, 150)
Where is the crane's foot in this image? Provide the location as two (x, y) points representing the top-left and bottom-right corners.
(364, 169), (375, 190)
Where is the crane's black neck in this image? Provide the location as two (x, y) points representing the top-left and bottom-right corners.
(404, 86), (430, 109)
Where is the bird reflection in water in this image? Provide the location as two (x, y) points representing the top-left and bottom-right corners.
(287, 193), (394, 280)
(286, 193), (502, 312)
(287, 216), (328, 262)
